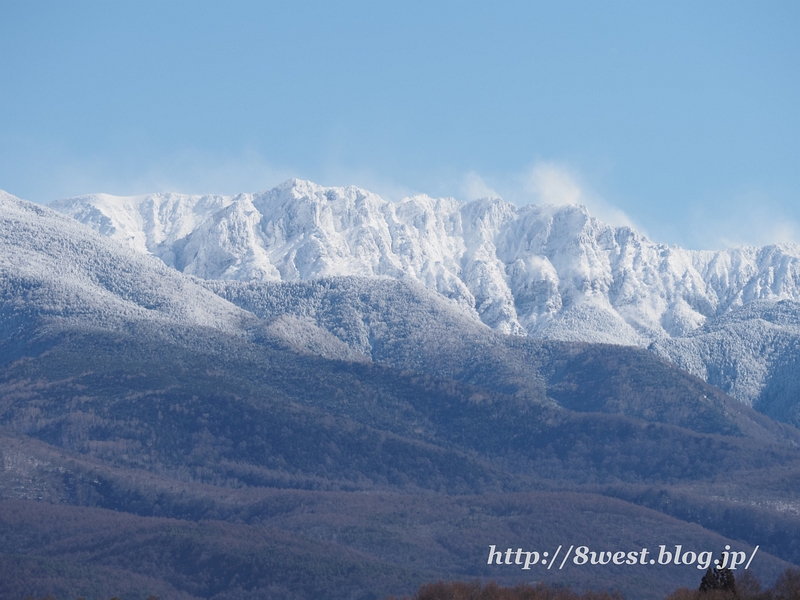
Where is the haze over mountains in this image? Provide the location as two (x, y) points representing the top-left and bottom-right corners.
(52, 179), (800, 421)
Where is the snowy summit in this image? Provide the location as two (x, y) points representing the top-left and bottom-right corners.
(51, 179), (800, 347)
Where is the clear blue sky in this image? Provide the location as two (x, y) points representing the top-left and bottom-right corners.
(2, 0), (799, 249)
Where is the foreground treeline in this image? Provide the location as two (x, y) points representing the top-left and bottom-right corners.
(390, 567), (800, 600)
(387, 580), (623, 599)
(663, 566), (800, 600)
(16, 567), (800, 600)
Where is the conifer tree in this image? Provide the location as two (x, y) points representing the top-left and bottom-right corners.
(699, 565), (737, 594)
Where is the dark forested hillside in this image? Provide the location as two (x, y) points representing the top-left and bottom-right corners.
(2, 328), (797, 494)
(2, 195), (800, 600)
(1, 325), (800, 599)
(205, 278), (795, 442)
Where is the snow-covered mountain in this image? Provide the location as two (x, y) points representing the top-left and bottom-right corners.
(1, 181), (798, 424)
(652, 299), (800, 419)
(3, 188), (785, 438)
(0, 189), (256, 362)
(52, 179), (800, 347)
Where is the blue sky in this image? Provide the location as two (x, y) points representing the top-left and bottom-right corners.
(2, 1), (798, 249)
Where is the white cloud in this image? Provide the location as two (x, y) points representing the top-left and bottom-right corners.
(524, 162), (582, 205)
(19, 147), (296, 203)
(459, 171), (500, 200)
(519, 163), (800, 250)
(522, 161), (640, 231)
(120, 148), (296, 197)
(688, 190), (800, 249)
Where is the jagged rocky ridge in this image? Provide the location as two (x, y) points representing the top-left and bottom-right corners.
(50, 180), (800, 413)
(51, 179), (800, 342)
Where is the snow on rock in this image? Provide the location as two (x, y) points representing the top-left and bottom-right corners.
(1, 189), (252, 342)
(650, 300), (800, 418)
(51, 179), (800, 345)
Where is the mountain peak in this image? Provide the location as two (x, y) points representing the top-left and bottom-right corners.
(277, 177), (323, 194)
(49, 180), (800, 343)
